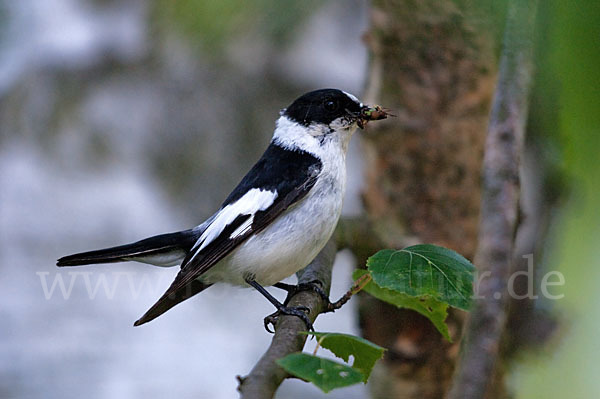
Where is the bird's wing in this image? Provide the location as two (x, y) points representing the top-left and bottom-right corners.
(134, 143), (322, 325)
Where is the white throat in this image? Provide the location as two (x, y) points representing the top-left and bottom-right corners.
(272, 116), (357, 156)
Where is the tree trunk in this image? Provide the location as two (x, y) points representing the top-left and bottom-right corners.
(360, 1), (499, 397)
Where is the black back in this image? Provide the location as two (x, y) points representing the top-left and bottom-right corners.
(283, 88), (362, 126)
(134, 143), (324, 325)
(221, 143), (322, 207)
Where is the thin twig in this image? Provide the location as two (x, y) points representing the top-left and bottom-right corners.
(325, 272), (372, 312)
(447, 0), (538, 398)
(237, 240), (337, 399)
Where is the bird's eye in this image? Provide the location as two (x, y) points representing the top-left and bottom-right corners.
(323, 98), (339, 112)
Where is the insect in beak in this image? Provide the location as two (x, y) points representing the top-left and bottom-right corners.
(357, 105), (393, 129)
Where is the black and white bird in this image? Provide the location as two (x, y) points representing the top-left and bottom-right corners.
(57, 88), (387, 330)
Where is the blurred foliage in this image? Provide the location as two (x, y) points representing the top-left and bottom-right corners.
(513, 0), (600, 397)
(153, 0), (321, 53)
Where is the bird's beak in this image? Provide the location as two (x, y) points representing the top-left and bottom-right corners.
(357, 105), (390, 129)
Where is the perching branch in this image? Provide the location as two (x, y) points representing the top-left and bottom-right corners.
(237, 240), (337, 399)
(448, 1), (538, 398)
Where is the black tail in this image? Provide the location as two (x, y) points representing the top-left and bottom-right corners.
(57, 229), (198, 267)
(133, 279), (212, 326)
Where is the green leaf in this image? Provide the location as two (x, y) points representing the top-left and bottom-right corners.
(367, 244), (475, 310)
(305, 332), (385, 381)
(353, 269), (451, 340)
(277, 353), (364, 393)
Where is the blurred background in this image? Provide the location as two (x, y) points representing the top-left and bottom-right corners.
(0, 0), (598, 398)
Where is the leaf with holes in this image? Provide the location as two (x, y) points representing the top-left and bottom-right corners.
(367, 244), (475, 311)
(353, 269), (451, 340)
(304, 332), (385, 381)
(277, 353), (364, 393)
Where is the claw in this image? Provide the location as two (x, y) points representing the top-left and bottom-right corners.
(264, 315), (277, 333)
(262, 305), (314, 333)
(274, 280), (332, 308)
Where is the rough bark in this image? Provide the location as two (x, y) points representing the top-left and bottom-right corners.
(359, 1), (498, 397)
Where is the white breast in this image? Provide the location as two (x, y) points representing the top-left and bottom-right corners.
(201, 128), (350, 287)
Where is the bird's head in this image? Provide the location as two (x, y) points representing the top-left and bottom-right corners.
(275, 89), (389, 153)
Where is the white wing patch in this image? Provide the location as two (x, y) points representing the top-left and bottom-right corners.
(229, 217), (253, 239)
(194, 188), (278, 252)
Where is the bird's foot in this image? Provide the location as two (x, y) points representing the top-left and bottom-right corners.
(273, 280), (332, 308)
(263, 305), (313, 333)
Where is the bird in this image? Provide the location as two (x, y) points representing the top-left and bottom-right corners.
(57, 88), (388, 330)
